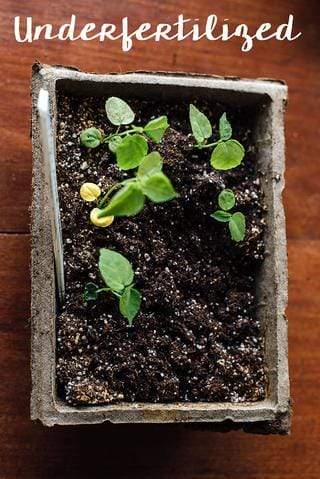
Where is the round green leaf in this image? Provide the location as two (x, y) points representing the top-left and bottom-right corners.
(119, 286), (141, 326)
(219, 113), (232, 141)
(211, 140), (245, 170)
(105, 97), (135, 126)
(218, 189), (236, 211)
(108, 135), (123, 153)
(99, 249), (134, 292)
(80, 127), (103, 148)
(99, 183), (145, 217)
(141, 172), (178, 203)
(189, 104), (212, 144)
(211, 210), (232, 222)
(229, 212), (246, 242)
(116, 134), (148, 170)
(144, 116), (169, 143)
(137, 152), (163, 178)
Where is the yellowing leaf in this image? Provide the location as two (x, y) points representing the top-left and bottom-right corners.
(80, 183), (101, 202)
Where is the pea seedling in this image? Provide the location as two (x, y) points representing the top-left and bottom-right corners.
(211, 189), (246, 242)
(80, 97), (169, 171)
(189, 105), (245, 170)
(80, 152), (178, 225)
(83, 248), (141, 326)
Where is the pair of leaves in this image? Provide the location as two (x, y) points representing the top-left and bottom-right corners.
(212, 113), (244, 169)
(98, 152), (177, 217)
(99, 249), (141, 325)
(211, 189), (246, 242)
(212, 211), (246, 242)
(189, 105), (245, 170)
(84, 249), (141, 325)
(189, 107), (233, 145)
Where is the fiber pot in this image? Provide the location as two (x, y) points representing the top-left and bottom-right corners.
(31, 63), (290, 433)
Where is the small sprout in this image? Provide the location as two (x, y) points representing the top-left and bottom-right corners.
(80, 182), (101, 202)
(189, 107), (245, 170)
(90, 208), (114, 227)
(80, 127), (103, 148)
(84, 249), (141, 326)
(211, 189), (246, 242)
(95, 152), (178, 219)
(80, 97), (169, 170)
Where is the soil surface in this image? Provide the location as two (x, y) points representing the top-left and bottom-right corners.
(56, 91), (267, 406)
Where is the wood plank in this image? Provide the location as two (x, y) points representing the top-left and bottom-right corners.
(0, 234), (318, 478)
(0, 0), (319, 236)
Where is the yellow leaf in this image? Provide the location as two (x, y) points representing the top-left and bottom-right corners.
(90, 208), (114, 227)
(80, 183), (101, 202)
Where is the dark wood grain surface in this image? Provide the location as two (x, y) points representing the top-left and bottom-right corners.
(0, 1), (319, 477)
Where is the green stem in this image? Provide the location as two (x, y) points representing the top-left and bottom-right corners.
(98, 183), (122, 207)
(195, 140), (221, 150)
(97, 287), (112, 294)
(103, 126), (144, 143)
(98, 179), (136, 208)
(112, 291), (122, 299)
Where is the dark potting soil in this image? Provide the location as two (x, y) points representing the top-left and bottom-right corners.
(56, 91), (268, 406)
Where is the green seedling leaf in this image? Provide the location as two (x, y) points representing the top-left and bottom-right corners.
(219, 113), (232, 141)
(99, 249), (134, 293)
(211, 210), (232, 222)
(141, 172), (178, 203)
(99, 183), (145, 217)
(211, 139), (245, 170)
(116, 134), (148, 170)
(229, 212), (246, 242)
(144, 116), (169, 143)
(105, 97), (135, 126)
(189, 104), (212, 144)
(80, 127), (103, 148)
(119, 286), (141, 326)
(108, 135), (123, 153)
(83, 282), (99, 301)
(218, 189), (236, 211)
(137, 152), (163, 178)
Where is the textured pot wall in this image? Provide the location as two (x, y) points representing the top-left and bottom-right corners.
(31, 64), (290, 432)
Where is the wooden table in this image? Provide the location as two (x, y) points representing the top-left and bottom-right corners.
(0, 1), (319, 477)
